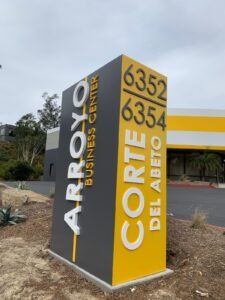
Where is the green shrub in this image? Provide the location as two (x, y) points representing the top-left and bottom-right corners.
(0, 141), (17, 163)
(33, 163), (44, 179)
(0, 164), (7, 179)
(1, 160), (34, 181)
(0, 206), (27, 226)
(49, 191), (55, 199)
(16, 181), (28, 190)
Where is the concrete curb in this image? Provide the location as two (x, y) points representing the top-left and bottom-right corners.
(168, 183), (216, 189)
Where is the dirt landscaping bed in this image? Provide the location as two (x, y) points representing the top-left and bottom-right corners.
(0, 199), (225, 299)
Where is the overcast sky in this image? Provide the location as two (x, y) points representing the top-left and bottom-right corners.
(1, 0), (225, 124)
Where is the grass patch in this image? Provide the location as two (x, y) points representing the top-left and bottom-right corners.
(191, 209), (208, 229)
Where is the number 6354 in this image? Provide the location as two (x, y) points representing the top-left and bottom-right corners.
(121, 98), (166, 131)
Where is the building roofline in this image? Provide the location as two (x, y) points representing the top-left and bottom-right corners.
(0, 124), (16, 127)
(168, 108), (225, 117)
(47, 127), (60, 134)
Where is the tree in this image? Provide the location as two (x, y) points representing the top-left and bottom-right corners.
(38, 93), (61, 132)
(190, 152), (222, 181)
(0, 141), (17, 163)
(12, 92), (60, 167)
(14, 113), (45, 166)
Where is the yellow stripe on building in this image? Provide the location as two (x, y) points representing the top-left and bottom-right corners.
(167, 116), (225, 132)
(167, 144), (225, 151)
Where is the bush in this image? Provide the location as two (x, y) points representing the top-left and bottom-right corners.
(49, 191), (55, 199)
(33, 163), (44, 180)
(0, 206), (26, 226)
(0, 141), (17, 163)
(1, 160), (34, 181)
(0, 164), (7, 179)
(191, 209), (207, 229)
(16, 181), (28, 190)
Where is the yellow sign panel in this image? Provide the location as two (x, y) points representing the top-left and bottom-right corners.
(112, 55), (167, 285)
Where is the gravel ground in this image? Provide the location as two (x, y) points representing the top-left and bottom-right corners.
(0, 199), (225, 299)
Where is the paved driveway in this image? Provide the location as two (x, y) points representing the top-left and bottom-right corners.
(2, 181), (225, 228)
(1, 181), (55, 197)
(167, 186), (225, 228)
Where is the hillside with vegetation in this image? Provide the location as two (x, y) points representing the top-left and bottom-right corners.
(0, 93), (61, 181)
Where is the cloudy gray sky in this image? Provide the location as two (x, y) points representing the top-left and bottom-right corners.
(1, 0), (225, 124)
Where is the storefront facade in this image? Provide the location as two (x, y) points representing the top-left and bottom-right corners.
(167, 108), (225, 182)
(44, 108), (225, 182)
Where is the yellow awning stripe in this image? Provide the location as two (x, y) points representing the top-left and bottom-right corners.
(167, 116), (225, 133)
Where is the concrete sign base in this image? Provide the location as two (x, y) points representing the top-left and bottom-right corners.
(49, 249), (173, 292)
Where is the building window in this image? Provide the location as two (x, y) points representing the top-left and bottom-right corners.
(49, 163), (54, 177)
(8, 129), (15, 137)
(0, 128), (5, 135)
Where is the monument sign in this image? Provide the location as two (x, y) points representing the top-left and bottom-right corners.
(50, 55), (171, 290)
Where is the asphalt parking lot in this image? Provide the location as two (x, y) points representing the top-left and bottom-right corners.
(167, 186), (225, 228)
(2, 181), (225, 228)
(2, 181), (55, 197)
